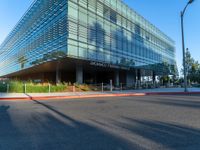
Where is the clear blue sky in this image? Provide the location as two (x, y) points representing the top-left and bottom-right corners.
(0, 0), (199, 74)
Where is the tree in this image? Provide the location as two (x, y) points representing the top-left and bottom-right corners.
(160, 75), (170, 85)
(189, 60), (200, 82)
(183, 49), (200, 83)
(185, 48), (194, 76)
(18, 55), (27, 69)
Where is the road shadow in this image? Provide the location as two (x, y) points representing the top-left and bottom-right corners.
(0, 105), (33, 149)
(0, 99), (143, 150)
(134, 96), (200, 109)
(115, 117), (200, 149)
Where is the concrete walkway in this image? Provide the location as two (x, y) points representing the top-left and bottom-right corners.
(0, 88), (200, 100)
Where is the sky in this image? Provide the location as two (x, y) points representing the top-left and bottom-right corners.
(0, 0), (199, 74)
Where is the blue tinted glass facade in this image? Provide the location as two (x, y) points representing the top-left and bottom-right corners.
(0, 0), (177, 78)
(0, 0), (68, 76)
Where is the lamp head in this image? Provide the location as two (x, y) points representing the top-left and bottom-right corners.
(188, 0), (194, 4)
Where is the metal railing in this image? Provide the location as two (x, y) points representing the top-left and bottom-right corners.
(0, 81), (192, 93)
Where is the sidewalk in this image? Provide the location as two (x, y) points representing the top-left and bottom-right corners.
(0, 88), (200, 100)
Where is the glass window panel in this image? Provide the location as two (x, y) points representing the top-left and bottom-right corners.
(68, 44), (78, 56)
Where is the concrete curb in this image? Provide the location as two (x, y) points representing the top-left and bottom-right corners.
(0, 97), (30, 100)
(0, 92), (200, 101)
(145, 92), (200, 96)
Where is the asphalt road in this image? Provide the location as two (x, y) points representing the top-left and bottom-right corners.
(0, 95), (200, 150)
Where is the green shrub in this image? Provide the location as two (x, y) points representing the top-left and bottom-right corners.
(26, 84), (49, 93)
(75, 84), (96, 91)
(0, 80), (98, 93)
(0, 83), (7, 92)
(9, 80), (24, 93)
(50, 84), (67, 92)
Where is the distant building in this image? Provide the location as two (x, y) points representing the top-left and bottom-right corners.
(0, 0), (177, 86)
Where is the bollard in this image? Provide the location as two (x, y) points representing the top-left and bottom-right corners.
(24, 84), (27, 93)
(48, 84), (51, 93)
(101, 83), (104, 92)
(73, 84), (76, 92)
(7, 84), (9, 93)
(110, 80), (112, 92)
(120, 83), (122, 91)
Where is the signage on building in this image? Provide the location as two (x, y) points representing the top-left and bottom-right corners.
(90, 61), (130, 70)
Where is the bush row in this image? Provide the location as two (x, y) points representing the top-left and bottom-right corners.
(0, 81), (73, 93)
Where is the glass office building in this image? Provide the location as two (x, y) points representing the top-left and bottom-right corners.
(0, 0), (177, 85)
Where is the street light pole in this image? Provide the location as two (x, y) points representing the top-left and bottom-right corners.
(181, 0), (194, 92)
